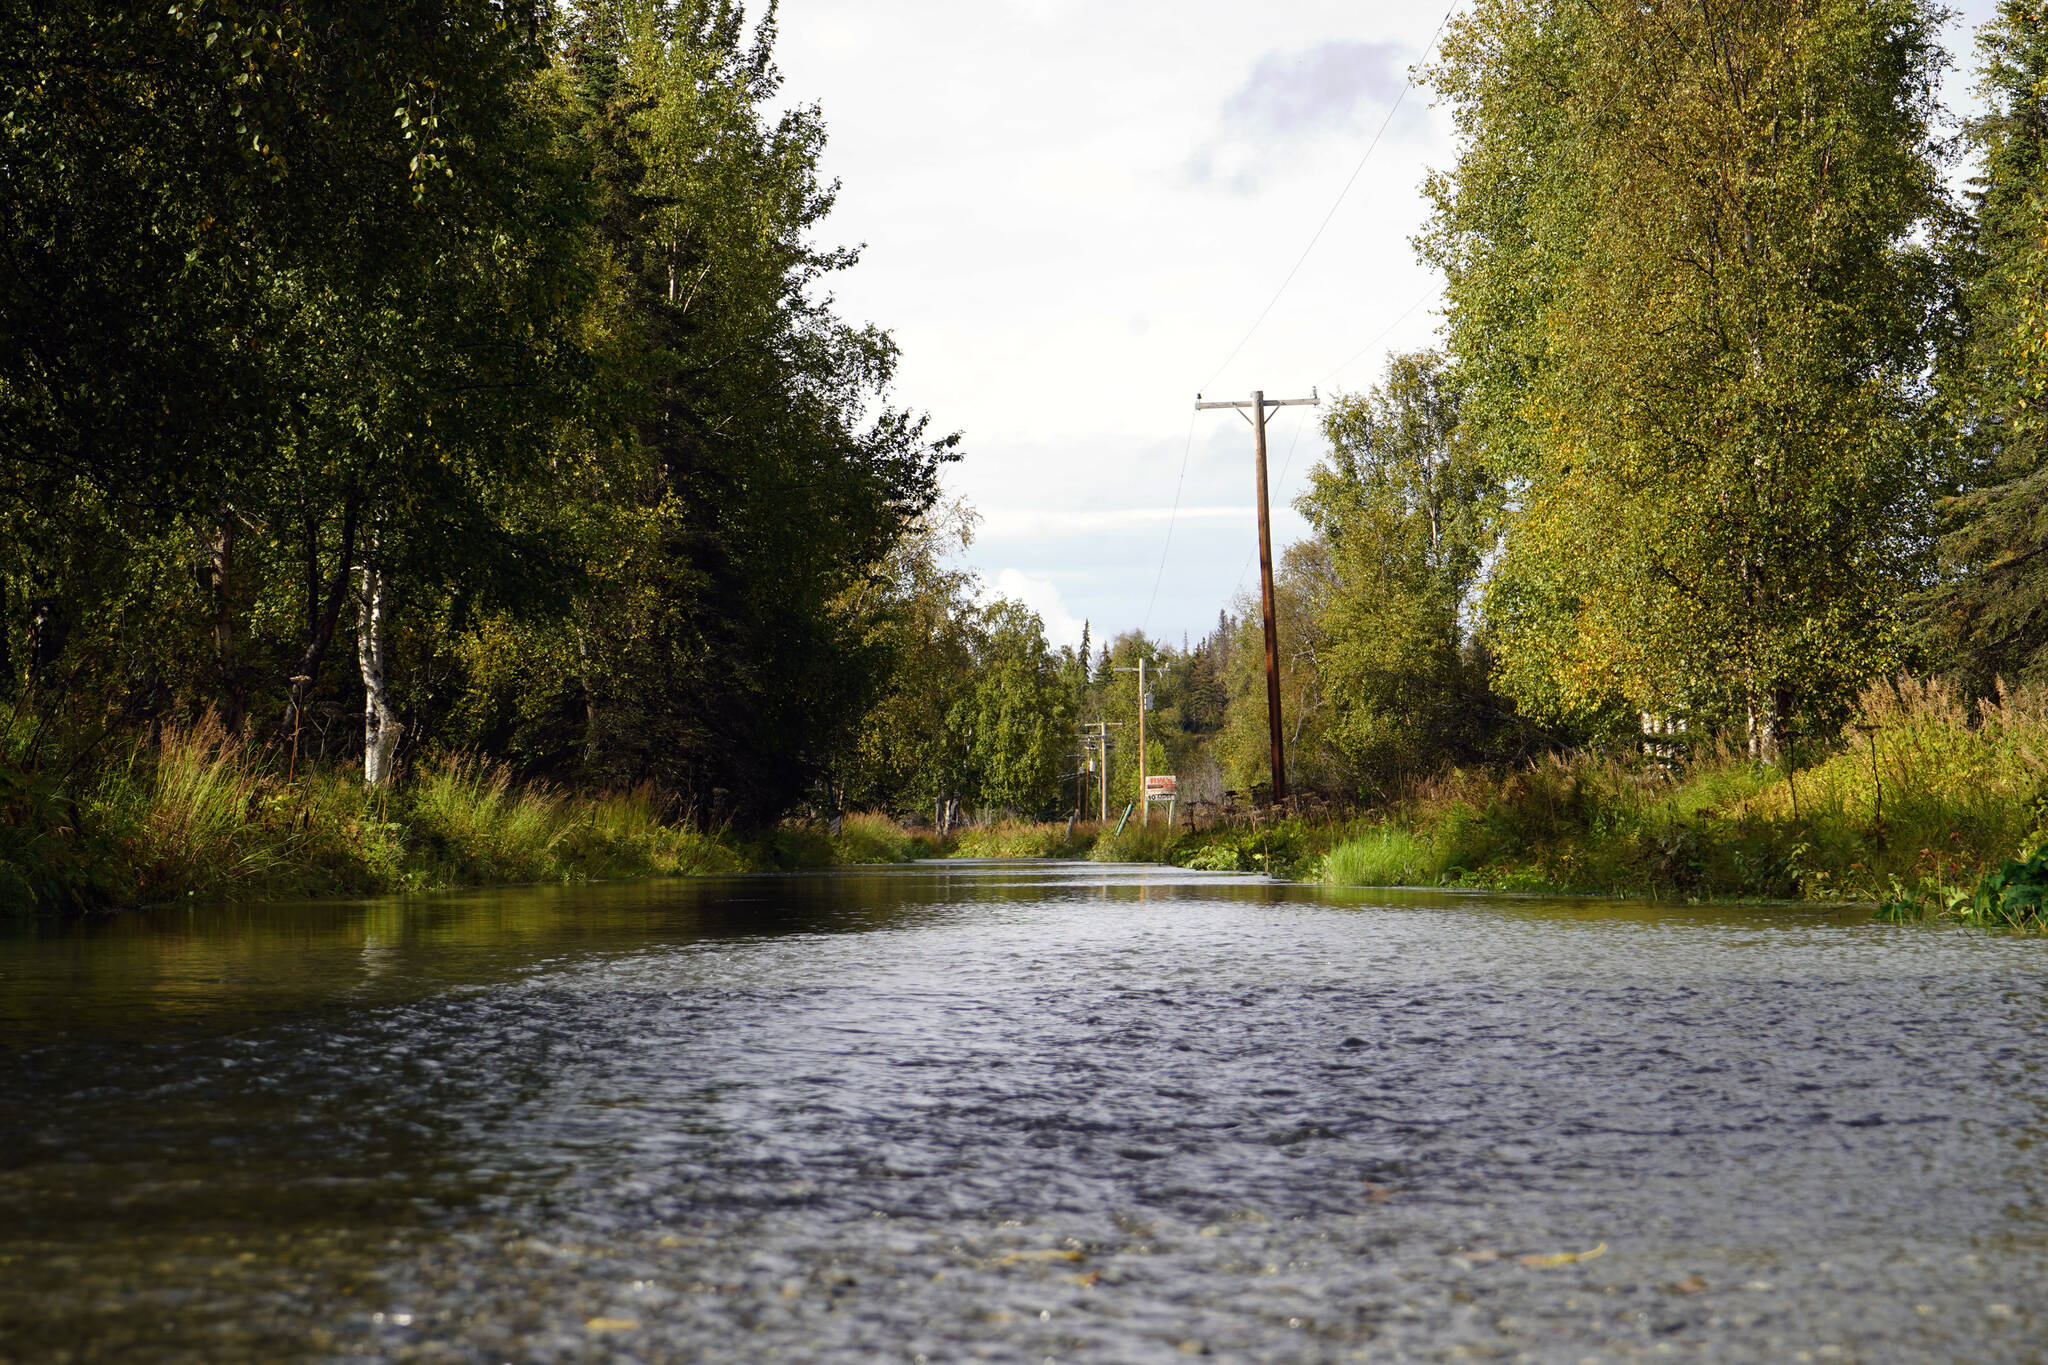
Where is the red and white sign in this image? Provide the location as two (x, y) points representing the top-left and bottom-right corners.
(1145, 775), (1177, 797)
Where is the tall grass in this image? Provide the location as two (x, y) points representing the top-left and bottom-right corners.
(828, 811), (942, 864)
(408, 757), (569, 884)
(1319, 678), (2048, 903)
(1320, 826), (1437, 887)
(3, 729), (758, 912)
(95, 714), (315, 900)
(954, 819), (1093, 858)
(1085, 818), (1183, 864)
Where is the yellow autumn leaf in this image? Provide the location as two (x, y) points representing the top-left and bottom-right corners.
(1520, 1242), (1607, 1268)
(997, 1248), (1084, 1266)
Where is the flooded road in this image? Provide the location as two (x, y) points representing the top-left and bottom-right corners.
(1, 861), (2044, 1362)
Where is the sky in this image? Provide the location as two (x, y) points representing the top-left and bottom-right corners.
(772, 0), (2006, 653)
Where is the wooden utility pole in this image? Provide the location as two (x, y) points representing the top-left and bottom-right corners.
(1114, 656), (1149, 825)
(1196, 387), (1318, 804)
(1080, 720), (1124, 822)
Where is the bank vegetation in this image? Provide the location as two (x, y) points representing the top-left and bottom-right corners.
(6, 0), (2048, 924)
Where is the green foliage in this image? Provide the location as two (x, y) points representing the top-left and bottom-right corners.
(1427, 0), (1949, 740)
(1211, 552), (1343, 798)
(0, 0), (972, 851)
(1300, 351), (1529, 790)
(1880, 844), (2048, 932)
(449, 1), (956, 820)
(948, 601), (1076, 817)
(1929, 1), (2048, 683)
(837, 502), (984, 816)
(1965, 845), (2048, 930)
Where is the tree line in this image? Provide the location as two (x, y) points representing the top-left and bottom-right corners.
(2, 0), (1021, 827)
(1010, 0), (2045, 820)
(4, 0), (2045, 843)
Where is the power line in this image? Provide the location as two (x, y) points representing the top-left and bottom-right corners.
(1319, 288), (1434, 386)
(1219, 286), (1435, 599)
(1138, 407), (1201, 635)
(1202, 3), (1460, 391)
(1145, 4), (1461, 635)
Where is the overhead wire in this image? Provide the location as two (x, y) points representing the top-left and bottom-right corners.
(1138, 3), (1463, 634)
(1201, 1), (1460, 392)
(1137, 407), (1201, 635)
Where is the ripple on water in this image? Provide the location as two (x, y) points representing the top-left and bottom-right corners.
(0, 865), (2043, 1362)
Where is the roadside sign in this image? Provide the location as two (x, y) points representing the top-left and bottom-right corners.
(1145, 775), (1177, 797)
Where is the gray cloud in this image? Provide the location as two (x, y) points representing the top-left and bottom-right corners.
(1222, 39), (1408, 137)
(1187, 39), (1413, 191)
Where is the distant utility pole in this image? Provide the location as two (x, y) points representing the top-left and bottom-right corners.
(1114, 656), (1149, 825)
(1196, 387), (1319, 805)
(1080, 720), (1124, 822)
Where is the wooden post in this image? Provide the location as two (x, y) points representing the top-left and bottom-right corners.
(1081, 736), (1097, 822)
(1249, 392), (1286, 804)
(287, 673), (312, 781)
(1196, 388), (1317, 807)
(1099, 727), (1108, 822)
(1118, 658), (1151, 825)
(1138, 654), (1148, 825)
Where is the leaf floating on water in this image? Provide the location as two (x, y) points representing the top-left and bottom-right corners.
(584, 1317), (641, 1332)
(1519, 1242), (1607, 1268)
(1068, 1270), (1102, 1287)
(997, 1248), (1084, 1265)
(1672, 1274), (1709, 1295)
(1363, 1182), (1394, 1203)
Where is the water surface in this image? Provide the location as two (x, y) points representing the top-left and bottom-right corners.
(2, 862), (2043, 1362)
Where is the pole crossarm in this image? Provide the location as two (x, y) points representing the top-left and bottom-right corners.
(1194, 390), (1318, 411)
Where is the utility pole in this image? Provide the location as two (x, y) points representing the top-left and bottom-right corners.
(1080, 720), (1124, 822)
(1113, 655), (1149, 824)
(1196, 387), (1319, 805)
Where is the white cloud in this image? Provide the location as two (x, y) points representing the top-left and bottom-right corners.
(983, 569), (1088, 652)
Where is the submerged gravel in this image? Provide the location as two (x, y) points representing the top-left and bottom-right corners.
(1, 863), (2043, 1362)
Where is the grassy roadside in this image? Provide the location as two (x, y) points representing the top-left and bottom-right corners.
(11, 679), (2044, 929)
(0, 722), (953, 914)
(930, 678), (2048, 928)
(1315, 679), (2048, 919)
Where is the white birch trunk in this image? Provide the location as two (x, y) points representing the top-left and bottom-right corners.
(358, 560), (403, 788)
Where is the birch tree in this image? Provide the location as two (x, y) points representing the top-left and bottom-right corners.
(1425, 0), (1949, 746)
(1300, 351), (1510, 785)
